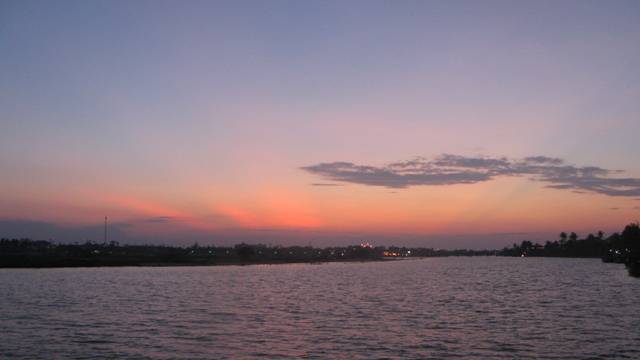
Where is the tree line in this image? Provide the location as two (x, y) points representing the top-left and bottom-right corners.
(498, 223), (640, 260)
(1, 223), (638, 268)
(0, 239), (494, 268)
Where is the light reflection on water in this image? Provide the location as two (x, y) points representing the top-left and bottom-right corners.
(1, 257), (639, 359)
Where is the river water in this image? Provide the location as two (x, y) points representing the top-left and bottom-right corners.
(1, 257), (639, 359)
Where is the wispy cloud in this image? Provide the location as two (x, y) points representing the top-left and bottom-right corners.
(302, 154), (640, 197)
(142, 216), (175, 223)
(311, 183), (344, 187)
(0, 219), (132, 243)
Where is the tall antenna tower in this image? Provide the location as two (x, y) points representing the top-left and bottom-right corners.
(104, 216), (107, 243)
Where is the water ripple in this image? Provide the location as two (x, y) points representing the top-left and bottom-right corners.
(1, 258), (639, 359)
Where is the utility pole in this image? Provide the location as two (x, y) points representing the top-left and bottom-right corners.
(104, 216), (107, 244)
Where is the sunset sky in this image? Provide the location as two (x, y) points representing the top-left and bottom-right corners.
(1, 0), (640, 248)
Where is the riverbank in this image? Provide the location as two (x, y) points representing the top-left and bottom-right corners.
(2, 239), (490, 269)
(0, 256), (410, 269)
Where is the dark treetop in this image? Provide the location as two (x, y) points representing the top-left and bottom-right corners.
(1, 223), (639, 276)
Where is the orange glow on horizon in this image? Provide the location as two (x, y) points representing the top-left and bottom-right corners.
(215, 188), (322, 229)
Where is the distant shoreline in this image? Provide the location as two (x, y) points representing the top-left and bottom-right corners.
(0, 256), (618, 270)
(0, 239), (495, 269)
(0, 252), (615, 270)
(2, 222), (638, 277)
(0, 256), (413, 269)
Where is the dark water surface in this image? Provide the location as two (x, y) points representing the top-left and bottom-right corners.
(1, 257), (639, 359)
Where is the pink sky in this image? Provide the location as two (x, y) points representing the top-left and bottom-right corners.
(1, 1), (639, 247)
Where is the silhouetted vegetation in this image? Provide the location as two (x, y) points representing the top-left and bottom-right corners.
(497, 223), (638, 258)
(498, 232), (608, 258)
(0, 239), (495, 268)
(498, 223), (640, 277)
(2, 223), (638, 277)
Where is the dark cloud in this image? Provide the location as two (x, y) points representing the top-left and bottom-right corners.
(0, 218), (224, 246)
(609, 207), (620, 211)
(0, 219), (131, 243)
(302, 154), (640, 197)
(523, 156), (564, 165)
(142, 216), (174, 223)
(311, 183), (344, 187)
(0, 219), (611, 249)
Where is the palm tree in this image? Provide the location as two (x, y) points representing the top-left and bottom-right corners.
(569, 232), (578, 242)
(559, 232), (568, 246)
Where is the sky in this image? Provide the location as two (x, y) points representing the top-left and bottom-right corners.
(1, 0), (640, 248)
